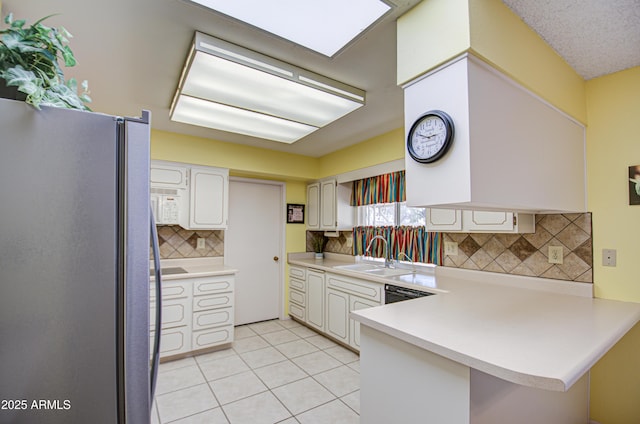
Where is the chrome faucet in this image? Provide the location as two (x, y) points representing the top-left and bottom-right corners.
(396, 252), (416, 273)
(365, 235), (393, 268)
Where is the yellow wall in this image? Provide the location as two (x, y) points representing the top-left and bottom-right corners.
(397, 0), (470, 85)
(318, 128), (405, 178)
(467, 0), (586, 123)
(587, 66), (640, 423)
(151, 130), (319, 181)
(397, 0), (586, 123)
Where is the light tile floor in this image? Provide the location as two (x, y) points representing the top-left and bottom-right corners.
(152, 319), (360, 424)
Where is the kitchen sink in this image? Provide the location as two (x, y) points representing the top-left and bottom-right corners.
(391, 272), (437, 288)
(334, 263), (413, 277)
(334, 263), (380, 272)
(363, 267), (412, 277)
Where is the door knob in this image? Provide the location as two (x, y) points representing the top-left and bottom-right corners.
(273, 256), (279, 262)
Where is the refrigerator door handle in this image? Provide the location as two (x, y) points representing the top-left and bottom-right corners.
(149, 206), (162, 402)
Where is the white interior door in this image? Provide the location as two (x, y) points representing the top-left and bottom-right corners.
(226, 178), (283, 325)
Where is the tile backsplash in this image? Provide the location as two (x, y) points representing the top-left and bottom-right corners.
(309, 213), (593, 283)
(443, 213), (592, 283)
(153, 225), (224, 259)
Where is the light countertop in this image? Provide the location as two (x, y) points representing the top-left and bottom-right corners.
(150, 257), (237, 281)
(288, 252), (640, 392)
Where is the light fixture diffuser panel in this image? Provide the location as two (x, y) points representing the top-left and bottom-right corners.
(189, 0), (391, 56)
(172, 95), (318, 143)
(182, 51), (363, 127)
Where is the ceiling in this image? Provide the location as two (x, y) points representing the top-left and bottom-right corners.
(4, 0), (639, 157)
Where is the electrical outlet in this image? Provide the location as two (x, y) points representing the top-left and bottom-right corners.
(345, 235), (353, 248)
(196, 238), (206, 250)
(444, 241), (458, 256)
(548, 246), (563, 264)
(602, 249), (617, 267)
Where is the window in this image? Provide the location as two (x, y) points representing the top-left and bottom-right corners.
(357, 202), (425, 227)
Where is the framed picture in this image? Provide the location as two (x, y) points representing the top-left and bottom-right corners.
(287, 203), (305, 224)
(629, 165), (640, 205)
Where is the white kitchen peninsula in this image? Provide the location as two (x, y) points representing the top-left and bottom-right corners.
(351, 268), (640, 424)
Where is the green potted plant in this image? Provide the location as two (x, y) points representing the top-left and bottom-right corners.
(312, 233), (326, 260)
(0, 12), (91, 110)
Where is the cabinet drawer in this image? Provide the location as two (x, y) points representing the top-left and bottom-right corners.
(192, 325), (234, 350)
(289, 266), (306, 280)
(289, 288), (306, 306)
(150, 280), (190, 301)
(193, 307), (233, 331)
(289, 302), (305, 321)
(153, 327), (190, 357)
(289, 277), (306, 293)
(150, 297), (190, 330)
(193, 276), (234, 296)
(327, 273), (382, 301)
(193, 292), (234, 312)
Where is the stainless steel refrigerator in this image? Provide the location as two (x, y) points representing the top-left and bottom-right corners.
(0, 98), (159, 423)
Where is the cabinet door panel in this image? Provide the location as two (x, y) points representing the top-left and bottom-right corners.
(306, 270), (325, 331)
(289, 288), (306, 306)
(193, 277), (233, 296)
(190, 169), (226, 228)
(193, 293), (233, 312)
(289, 302), (305, 321)
(349, 296), (380, 350)
(192, 326), (233, 350)
(193, 308), (233, 330)
(307, 183), (320, 230)
(150, 164), (187, 189)
(289, 277), (306, 293)
(150, 297), (190, 330)
(426, 208), (463, 231)
(157, 327), (189, 357)
(326, 288), (349, 343)
(320, 180), (337, 230)
(463, 211), (513, 231)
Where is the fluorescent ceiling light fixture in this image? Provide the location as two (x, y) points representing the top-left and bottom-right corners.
(188, 0), (392, 57)
(170, 32), (365, 144)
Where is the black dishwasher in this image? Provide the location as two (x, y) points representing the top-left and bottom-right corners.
(385, 284), (434, 304)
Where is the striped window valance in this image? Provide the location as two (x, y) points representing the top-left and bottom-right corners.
(350, 171), (406, 206)
(352, 226), (443, 265)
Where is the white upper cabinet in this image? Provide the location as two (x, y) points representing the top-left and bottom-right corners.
(186, 166), (228, 230)
(404, 54), (586, 213)
(150, 163), (188, 189)
(151, 160), (229, 230)
(426, 209), (534, 233)
(307, 183), (321, 230)
(307, 179), (354, 231)
(320, 180), (337, 229)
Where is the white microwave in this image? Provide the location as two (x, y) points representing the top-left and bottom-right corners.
(150, 188), (182, 225)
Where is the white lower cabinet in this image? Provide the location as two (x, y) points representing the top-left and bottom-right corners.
(349, 296), (380, 350)
(306, 269), (326, 332)
(151, 273), (235, 360)
(289, 266), (307, 321)
(326, 288), (350, 344)
(289, 266), (382, 352)
(326, 273), (382, 351)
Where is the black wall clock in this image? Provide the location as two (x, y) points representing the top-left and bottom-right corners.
(407, 110), (455, 163)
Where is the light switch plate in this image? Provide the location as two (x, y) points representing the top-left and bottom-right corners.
(197, 237), (206, 250)
(602, 249), (617, 267)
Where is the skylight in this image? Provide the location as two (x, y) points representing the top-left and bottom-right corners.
(188, 0), (392, 57)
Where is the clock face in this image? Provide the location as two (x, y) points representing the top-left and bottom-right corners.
(407, 111), (454, 163)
